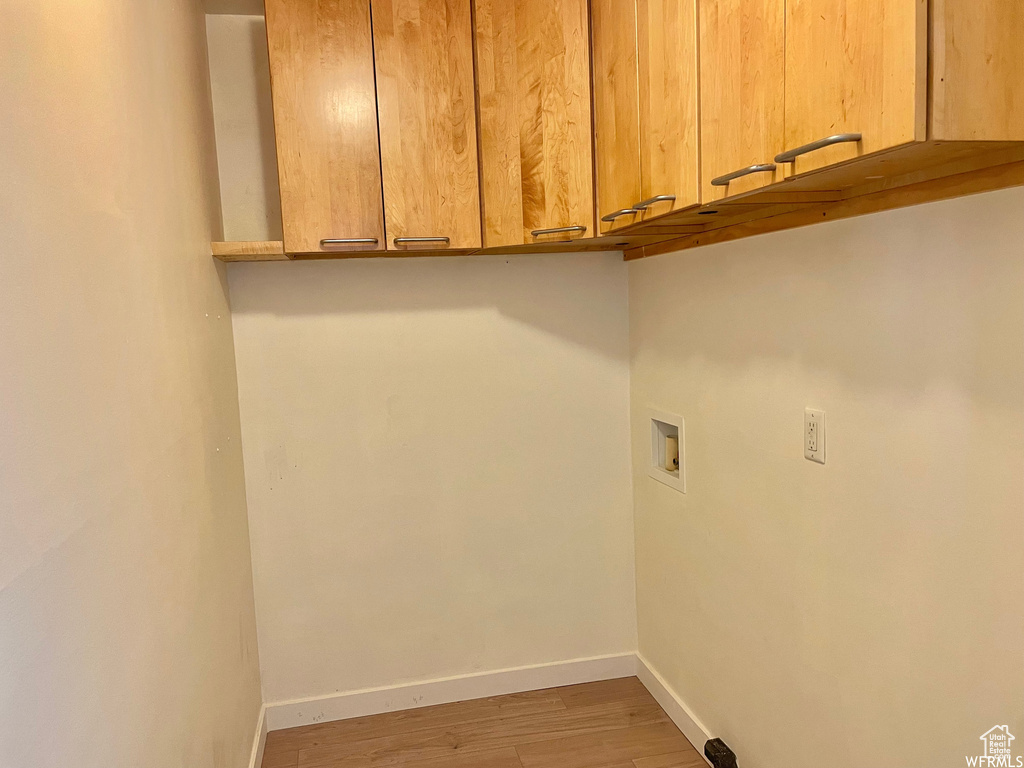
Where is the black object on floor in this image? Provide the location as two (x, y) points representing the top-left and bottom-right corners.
(705, 738), (739, 768)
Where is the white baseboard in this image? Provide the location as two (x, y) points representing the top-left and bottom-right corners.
(247, 704), (267, 768)
(265, 652), (638, 731)
(635, 653), (713, 766)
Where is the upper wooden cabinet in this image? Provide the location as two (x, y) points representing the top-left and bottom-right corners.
(636, 0), (700, 219)
(699, 0), (785, 200)
(218, 0), (1023, 262)
(591, 0), (642, 234)
(592, 0), (700, 232)
(474, 0), (595, 248)
(930, 0), (1024, 142)
(781, 0), (926, 176)
(371, 0), (481, 251)
(265, 0), (385, 255)
(775, 0), (1024, 184)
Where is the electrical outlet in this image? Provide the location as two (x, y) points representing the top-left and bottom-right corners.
(805, 408), (825, 464)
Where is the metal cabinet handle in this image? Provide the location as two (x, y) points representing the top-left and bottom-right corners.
(710, 164), (777, 187)
(774, 133), (862, 164)
(531, 225), (587, 238)
(633, 194), (676, 210)
(601, 208), (639, 223)
(320, 238), (379, 247)
(393, 237), (451, 246)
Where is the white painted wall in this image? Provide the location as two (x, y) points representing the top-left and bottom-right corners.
(206, 13), (282, 242)
(0, 1), (261, 766)
(629, 188), (1024, 768)
(228, 254), (637, 704)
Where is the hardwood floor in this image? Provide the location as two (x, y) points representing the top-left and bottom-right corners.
(261, 677), (706, 768)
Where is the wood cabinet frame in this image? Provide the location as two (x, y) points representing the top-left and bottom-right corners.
(215, 0), (1024, 262)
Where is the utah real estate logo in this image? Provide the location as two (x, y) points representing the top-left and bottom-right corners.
(967, 726), (1023, 767)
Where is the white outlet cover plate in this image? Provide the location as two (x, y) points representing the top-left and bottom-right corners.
(648, 409), (685, 493)
(805, 408), (826, 464)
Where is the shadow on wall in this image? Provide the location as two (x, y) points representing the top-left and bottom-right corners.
(629, 188), (1024, 411)
(226, 251), (630, 363)
(248, 15), (282, 238)
(206, 0), (265, 13)
(206, 11), (283, 241)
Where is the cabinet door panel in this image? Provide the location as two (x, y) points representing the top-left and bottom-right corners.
(931, 0), (1024, 142)
(475, 0), (594, 247)
(591, 0), (642, 234)
(783, 0), (926, 175)
(372, 0), (482, 250)
(265, 0), (385, 254)
(637, 0), (700, 214)
(699, 0), (785, 200)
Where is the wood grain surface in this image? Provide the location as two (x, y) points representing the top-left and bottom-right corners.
(475, 0), (595, 247)
(591, 0), (642, 233)
(782, 0), (926, 174)
(930, 0), (1024, 142)
(372, 0), (482, 250)
(699, 0), (785, 199)
(637, 0), (701, 214)
(261, 677), (703, 768)
(265, 0), (385, 253)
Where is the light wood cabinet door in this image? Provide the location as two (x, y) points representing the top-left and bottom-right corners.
(371, 0), (481, 250)
(265, 0), (385, 254)
(782, 0), (926, 176)
(591, 0), (641, 234)
(699, 0), (785, 200)
(930, 0), (1024, 142)
(637, 0), (700, 215)
(475, 0), (595, 247)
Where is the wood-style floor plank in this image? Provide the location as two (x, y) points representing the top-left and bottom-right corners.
(267, 690), (564, 753)
(387, 746), (525, 768)
(633, 751), (707, 768)
(514, 723), (694, 768)
(297, 700), (668, 768)
(262, 748), (298, 768)
(555, 677), (650, 709)
(261, 678), (703, 768)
